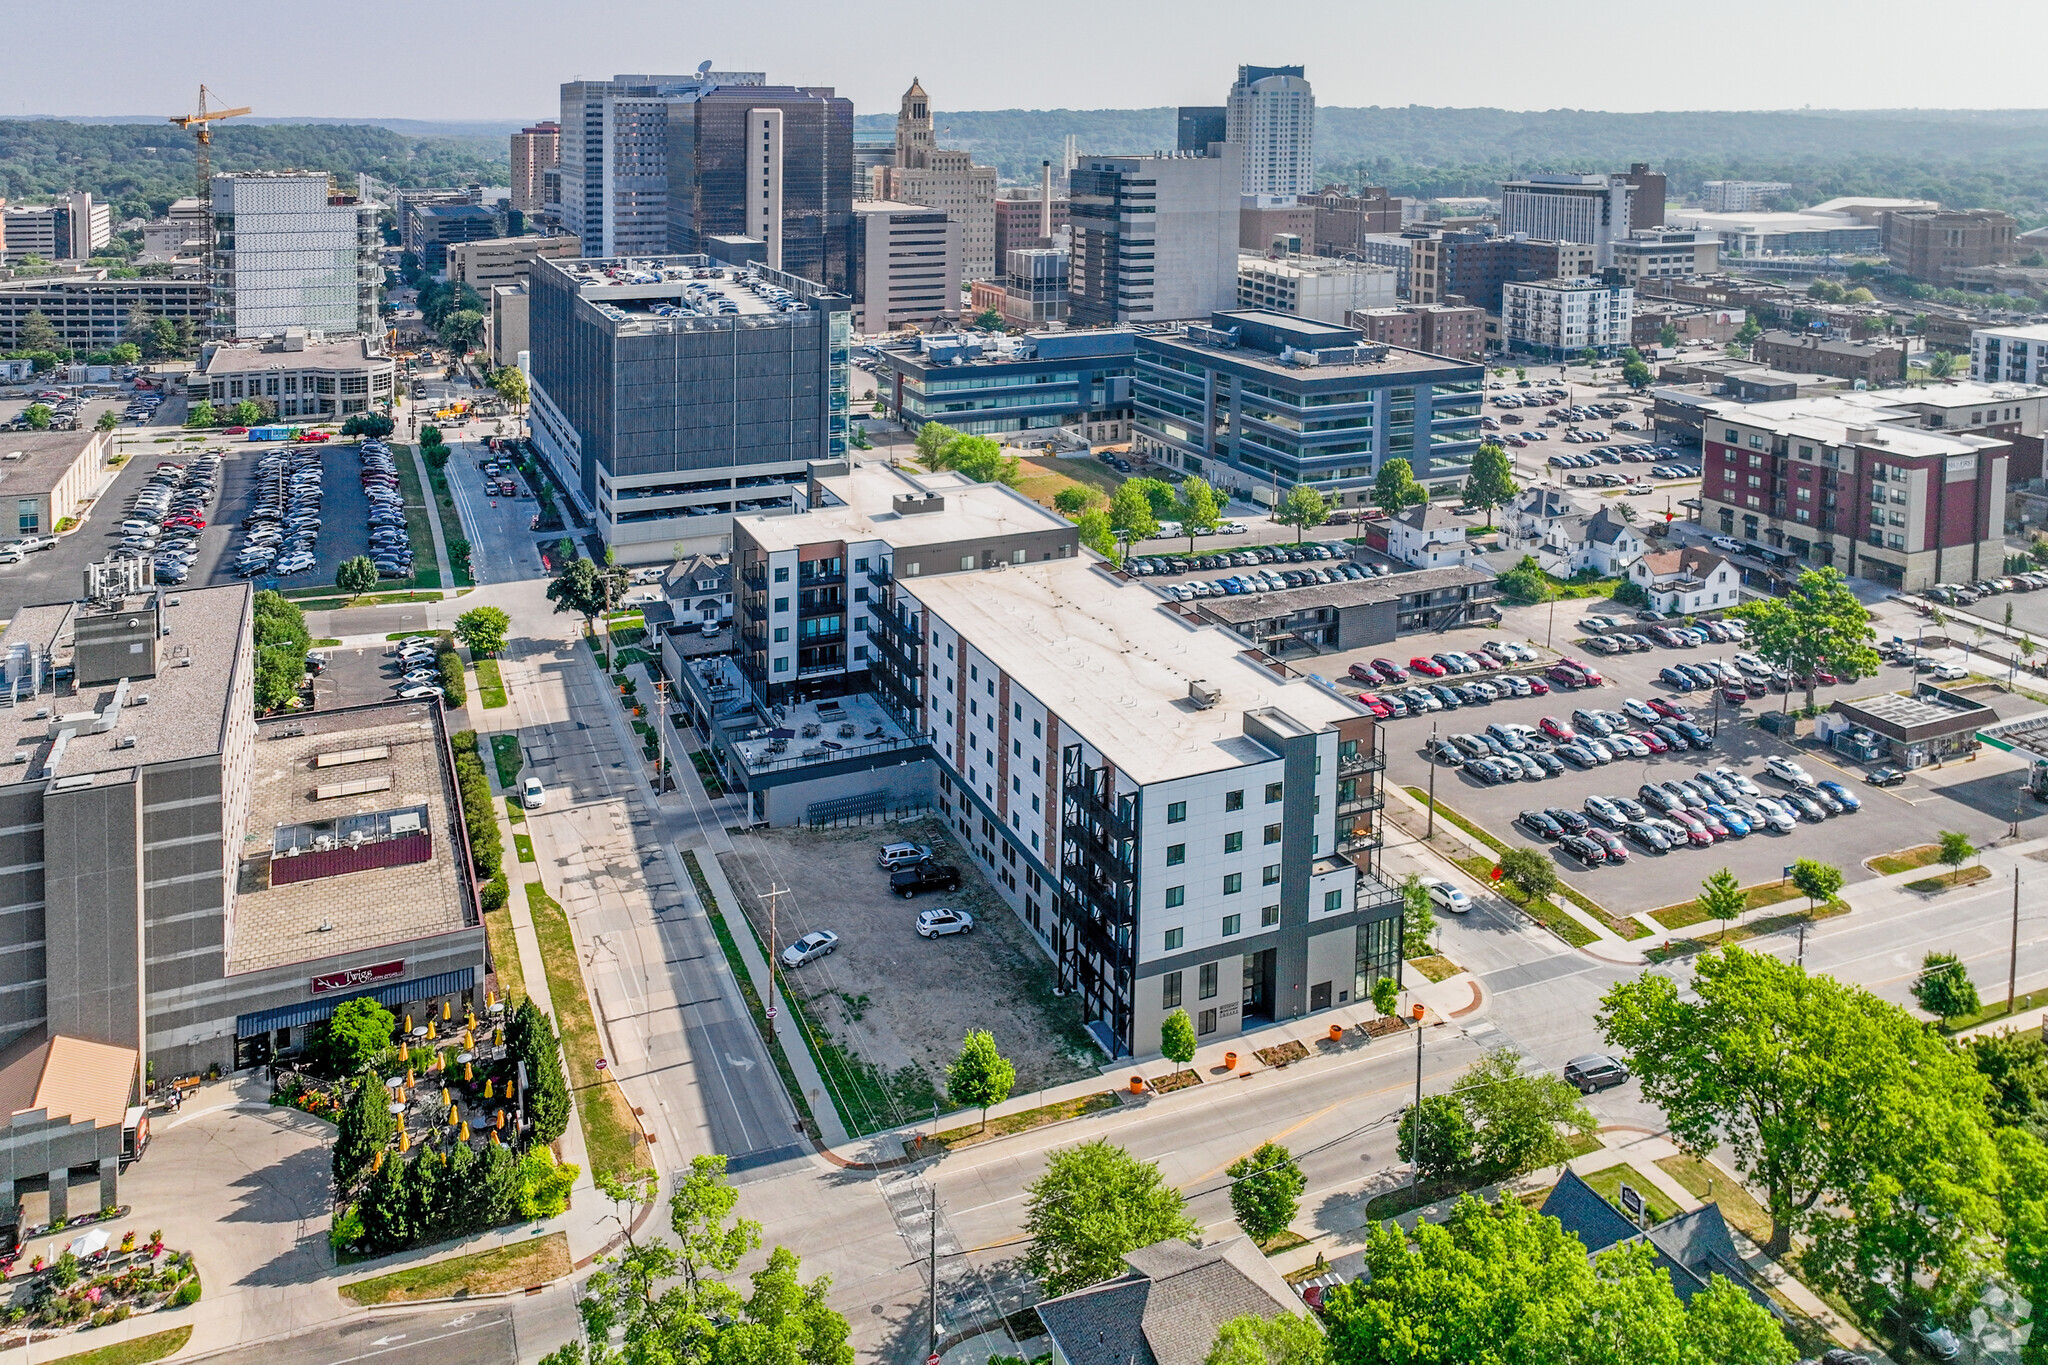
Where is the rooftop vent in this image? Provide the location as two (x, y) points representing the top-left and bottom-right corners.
(892, 493), (945, 516)
(116, 736), (136, 749)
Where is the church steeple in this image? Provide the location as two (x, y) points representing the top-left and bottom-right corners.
(895, 77), (933, 170)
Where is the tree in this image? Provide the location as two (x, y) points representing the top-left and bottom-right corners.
(1927, 349), (1962, 379)
(184, 400), (217, 430)
(943, 433), (1023, 487)
(1075, 506), (1118, 561)
(914, 420), (960, 466)
(1997, 1127), (2048, 1365)
(1022, 1140), (1197, 1297)
(1789, 858), (1843, 914)
(1160, 1008), (1197, 1077)
(1372, 458), (1424, 519)
(1052, 485), (1097, 516)
(1458, 1048), (1594, 1177)
(1735, 317), (1763, 347)
(1397, 1092), (1476, 1183)
(334, 555), (379, 600)
(946, 1029), (1015, 1130)
(230, 399), (262, 427)
(1580, 346), (1600, 368)
(1176, 476), (1222, 550)
(1109, 480), (1160, 545)
(1937, 829), (1977, 882)
(1205, 1313), (1329, 1365)
(1659, 323), (1681, 349)
(1274, 484), (1328, 544)
(1399, 873), (1435, 959)
(94, 409), (119, 432)
(22, 404), (51, 431)
(18, 311), (59, 356)
(1621, 354), (1653, 391)
(1970, 1030), (2048, 1140)
(1370, 974), (1400, 1020)
(251, 589), (310, 713)
(1497, 846), (1557, 905)
(1694, 867), (1746, 941)
(548, 557), (626, 632)
(508, 997), (571, 1144)
(1226, 1141), (1306, 1245)
(490, 367), (528, 408)
(1462, 442), (1518, 528)
(332, 1075), (395, 1197)
(1913, 951), (1980, 1022)
(342, 413), (395, 439)
(454, 606), (511, 659)
(1495, 554), (1552, 604)
(1728, 567), (1880, 711)
(971, 308), (1004, 332)
(319, 996), (395, 1075)
(106, 342), (140, 366)
(440, 309), (486, 353)
(356, 1143), (412, 1253)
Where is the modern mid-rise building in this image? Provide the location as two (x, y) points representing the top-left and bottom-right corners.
(405, 203), (507, 273)
(1701, 181), (1793, 213)
(194, 333), (397, 419)
(1068, 145), (1241, 326)
(994, 177), (1069, 263)
(1608, 229), (1719, 289)
(1501, 277), (1634, 361)
(1235, 250), (1395, 323)
(1239, 196), (1316, 253)
(1500, 174), (1635, 268)
(1620, 164), (1666, 232)
(209, 173), (381, 338)
(1226, 64), (1315, 198)
(1176, 107), (1227, 154)
(707, 459), (1402, 1058)
(1347, 304), (1486, 362)
(509, 122), (560, 214)
(525, 253), (849, 560)
(874, 328), (1132, 441)
(1885, 208), (2018, 286)
(849, 200), (960, 334)
(968, 247), (1071, 328)
(1133, 310), (1485, 503)
(1406, 232), (1595, 312)
(1, 192), (112, 263)
(1973, 322), (2048, 385)
(0, 273), (210, 352)
(444, 235), (581, 290)
(875, 80), (998, 284)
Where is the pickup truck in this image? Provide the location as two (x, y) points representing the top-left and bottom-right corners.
(890, 864), (962, 899)
(10, 537), (57, 554)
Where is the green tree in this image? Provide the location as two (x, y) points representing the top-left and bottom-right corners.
(1075, 506), (1117, 560)
(1497, 846), (1558, 905)
(356, 1144), (412, 1254)
(1621, 354), (1653, 390)
(914, 420), (960, 466)
(1495, 554), (1552, 603)
(454, 605), (511, 659)
(1226, 1141), (1306, 1245)
(319, 996), (395, 1075)
(1372, 457), (1424, 518)
(1927, 349), (1962, 379)
(18, 311), (59, 355)
(1694, 867), (1746, 941)
(508, 997), (571, 1144)
(1109, 480), (1160, 545)
(1399, 873), (1435, 959)
(548, 557), (626, 632)
(1371, 974), (1400, 1019)
(251, 589), (310, 712)
(94, 409), (119, 432)
(147, 317), (179, 361)
(489, 367), (528, 408)
(1735, 317), (1763, 347)
(2000, 1128), (2048, 1365)
(342, 413), (395, 439)
(1204, 1313), (1329, 1365)
(1728, 567), (1880, 711)
(1937, 829), (1978, 882)
(1052, 485), (1097, 516)
(946, 1029), (1016, 1130)
(440, 309), (486, 353)
(334, 555), (379, 600)
(943, 433), (1023, 486)
(1462, 442), (1518, 528)
(1274, 484), (1329, 544)
(1913, 951), (1980, 1022)
(184, 400), (217, 430)
(1022, 1140), (1197, 1297)
(1659, 323), (1681, 348)
(1968, 1030), (2048, 1140)
(22, 404), (51, 431)
(229, 399), (262, 427)
(332, 1076), (395, 1197)
(1176, 476), (1222, 550)
(1397, 1092), (1476, 1183)
(1789, 858), (1843, 914)
(971, 308), (1004, 331)
(1458, 1048), (1594, 1177)
(106, 341), (140, 365)
(1160, 1008), (1197, 1077)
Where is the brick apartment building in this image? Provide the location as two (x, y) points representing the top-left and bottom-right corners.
(1349, 304), (1485, 361)
(1885, 208), (2017, 286)
(1752, 330), (1908, 387)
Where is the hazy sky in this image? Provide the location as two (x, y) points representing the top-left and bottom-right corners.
(14, 0), (2048, 123)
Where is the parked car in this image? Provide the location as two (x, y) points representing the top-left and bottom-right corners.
(915, 908), (974, 938)
(1866, 766), (1906, 787)
(780, 929), (840, 968)
(520, 776), (546, 810)
(876, 842), (933, 870)
(891, 864), (962, 898)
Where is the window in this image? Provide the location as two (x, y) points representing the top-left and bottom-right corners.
(1167, 802), (1187, 823)
(1165, 886), (1185, 909)
(772, 627), (788, 643)
(1163, 926), (1183, 950)
(1223, 873), (1242, 895)
(1263, 824), (1282, 845)
(774, 597), (789, 613)
(773, 658), (789, 673)
(1199, 963), (1218, 999)
(773, 566), (789, 583)
(1161, 971), (1182, 1010)
(1324, 889), (1343, 912)
(1222, 914), (1241, 937)
(1198, 1008), (1218, 1035)
(1225, 789), (1245, 811)
(1166, 843), (1185, 866)
(1261, 904), (1280, 927)
(14, 499), (36, 535)
(1224, 831), (1243, 853)
(1265, 782), (1284, 804)
(1262, 864), (1281, 886)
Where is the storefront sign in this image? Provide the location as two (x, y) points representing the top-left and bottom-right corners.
(311, 960), (405, 994)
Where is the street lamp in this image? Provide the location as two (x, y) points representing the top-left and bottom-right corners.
(1425, 720), (1440, 839)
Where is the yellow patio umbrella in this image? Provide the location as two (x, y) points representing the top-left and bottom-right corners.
(442, 999), (451, 1021)
(426, 1018), (437, 1040)
(490, 1128), (500, 1145)
(398, 1129), (410, 1153)
(447, 1102), (458, 1126)
(484, 1077), (494, 1099)
(463, 1062), (473, 1082)
(405, 1065), (415, 1087)
(459, 1120), (471, 1141)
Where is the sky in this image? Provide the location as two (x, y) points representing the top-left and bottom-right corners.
(12, 0), (2048, 124)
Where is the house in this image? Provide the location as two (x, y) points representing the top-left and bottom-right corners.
(1540, 1169), (1775, 1312)
(1629, 545), (1737, 614)
(663, 552), (732, 626)
(1501, 488), (1646, 577)
(1385, 501), (1472, 569)
(1034, 1237), (1310, 1365)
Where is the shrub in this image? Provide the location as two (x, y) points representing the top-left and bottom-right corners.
(171, 1277), (201, 1307)
(436, 650), (467, 708)
(481, 870), (509, 912)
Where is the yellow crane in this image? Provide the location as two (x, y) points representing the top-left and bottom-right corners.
(168, 85), (251, 201)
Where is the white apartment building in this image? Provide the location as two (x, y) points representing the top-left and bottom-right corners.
(209, 174), (381, 337)
(1, 193), (111, 263)
(1502, 277), (1634, 361)
(877, 79), (998, 283)
(1235, 252), (1396, 324)
(1972, 323), (2048, 386)
(1226, 64), (1316, 197)
(849, 201), (961, 334)
(444, 235), (581, 289)
(1701, 181), (1793, 213)
(1500, 174), (1634, 268)
(1608, 230), (1719, 289)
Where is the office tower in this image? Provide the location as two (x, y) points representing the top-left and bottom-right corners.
(0, 191), (111, 263)
(1499, 173), (1635, 269)
(1621, 163), (1666, 230)
(1068, 144), (1240, 326)
(1177, 107), (1227, 153)
(510, 122), (560, 214)
(877, 79), (997, 283)
(209, 172), (381, 337)
(1225, 64), (1315, 197)
(849, 200), (961, 333)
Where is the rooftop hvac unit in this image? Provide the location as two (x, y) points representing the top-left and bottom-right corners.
(1189, 680), (1222, 710)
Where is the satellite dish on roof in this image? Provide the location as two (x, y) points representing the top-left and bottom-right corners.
(698, 60), (713, 76)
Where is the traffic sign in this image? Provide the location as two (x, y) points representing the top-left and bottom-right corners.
(1489, 865), (1504, 882)
(766, 1006), (779, 1020)
(595, 1058), (608, 1071)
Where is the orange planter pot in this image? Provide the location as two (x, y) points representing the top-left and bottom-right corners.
(1329, 1024), (1344, 1042)
(1129, 1075), (1145, 1094)
(1223, 1051), (1238, 1070)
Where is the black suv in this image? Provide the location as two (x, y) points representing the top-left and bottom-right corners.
(890, 864), (962, 898)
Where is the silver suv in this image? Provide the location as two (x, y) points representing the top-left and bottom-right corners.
(876, 842), (932, 871)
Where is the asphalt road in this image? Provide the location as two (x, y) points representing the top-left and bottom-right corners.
(191, 1300), (564, 1365)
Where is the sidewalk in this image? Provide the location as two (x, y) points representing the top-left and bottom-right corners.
(409, 443), (458, 594)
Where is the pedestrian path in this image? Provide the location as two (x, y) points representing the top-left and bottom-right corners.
(408, 443), (457, 593)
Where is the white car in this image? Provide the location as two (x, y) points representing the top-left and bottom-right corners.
(1622, 697), (1660, 724)
(521, 776), (546, 810)
(1712, 765), (1762, 798)
(1424, 879), (1472, 914)
(1710, 535), (1743, 553)
(915, 908), (974, 938)
(1498, 675), (1533, 697)
(396, 683), (445, 701)
(780, 929), (839, 968)
(400, 668), (438, 684)
(1929, 662), (1968, 681)
(1764, 756), (1811, 786)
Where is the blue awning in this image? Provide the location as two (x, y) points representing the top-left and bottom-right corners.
(234, 967), (475, 1038)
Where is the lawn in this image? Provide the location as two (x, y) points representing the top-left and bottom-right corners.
(393, 447), (443, 590)
(1402, 788), (1646, 941)
(1011, 455), (1124, 511)
(1655, 1152), (1771, 1247)
(1869, 843), (1943, 875)
(46, 1327), (193, 1365)
(481, 898), (526, 1004)
(1647, 879), (1814, 931)
(1905, 865), (1991, 893)
(1578, 1161), (1678, 1226)
(339, 1232), (570, 1305)
(1942, 985), (2048, 1033)
(929, 1091), (1121, 1151)
(514, 832), (535, 863)
(524, 882), (649, 1181)
(1645, 899), (1849, 963)
(1408, 954), (1463, 983)
(474, 658), (508, 709)
(490, 733), (523, 789)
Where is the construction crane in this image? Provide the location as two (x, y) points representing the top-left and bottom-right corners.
(168, 85), (251, 202)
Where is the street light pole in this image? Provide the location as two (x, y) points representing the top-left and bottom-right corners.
(1409, 1004), (1425, 1190)
(2010, 868), (2022, 1018)
(1426, 720), (1439, 839)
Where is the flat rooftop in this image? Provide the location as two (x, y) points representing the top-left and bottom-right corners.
(905, 555), (1363, 785)
(201, 338), (387, 375)
(1713, 395), (2008, 459)
(1834, 687), (1994, 739)
(0, 429), (103, 495)
(739, 462), (1071, 554)
(1195, 564), (1496, 625)
(231, 701), (469, 976)
(1155, 317), (1476, 381)
(539, 255), (833, 332)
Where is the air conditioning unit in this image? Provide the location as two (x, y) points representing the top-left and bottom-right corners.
(1189, 680), (1222, 709)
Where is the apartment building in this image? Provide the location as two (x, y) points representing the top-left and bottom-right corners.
(1500, 174), (1635, 268)
(1700, 394), (2010, 588)
(405, 203), (506, 272)
(994, 178), (1069, 263)
(1885, 208), (2017, 286)
(444, 235), (581, 290)
(1, 193), (112, 263)
(1068, 145), (1241, 326)
(1608, 230), (1719, 289)
(1406, 232), (1594, 311)
(1752, 330), (1908, 387)
(510, 122), (560, 214)
(1304, 187), (1403, 260)
(1501, 278), (1634, 361)
(1347, 304), (1485, 362)
(1226, 65), (1315, 197)
(874, 328), (1133, 442)
(525, 253), (849, 561)
(194, 333), (397, 419)
(849, 201), (960, 334)
(1236, 251), (1396, 324)
(0, 274), (210, 352)
(210, 173), (381, 338)
(1132, 310), (1485, 504)
(875, 80), (998, 283)
(715, 461), (1401, 1058)
(1973, 322), (2048, 385)
(1701, 181), (1793, 213)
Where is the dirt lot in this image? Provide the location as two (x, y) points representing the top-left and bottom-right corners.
(719, 818), (1099, 1134)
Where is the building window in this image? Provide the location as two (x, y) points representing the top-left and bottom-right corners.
(774, 597), (789, 613)
(1162, 971), (1182, 1010)
(1165, 886), (1185, 909)
(1263, 864), (1281, 886)
(1222, 914), (1241, 937)
(1164, 926), (1183, 950)
(1166, 843), (1185, 866)
(1167, 802), (1187, 823)
(1263, 824), (1282, 845)
(1225, 789), (1245, 811)
(773, 658), (789, 673)
(1223, 873), (1242, 895)
(1199, 963), (1218, 999)
(15, 500), (37, 535)
(1198, 1008), (1218, 1035)
(1224, 831), (1243, 853)
(1262, 904), (1280, 927)
(774, 566), (789, 582)
(1324, 889), (1343, 912)
(773, 627), (788, 643)
(1265, 782), (1283, 803)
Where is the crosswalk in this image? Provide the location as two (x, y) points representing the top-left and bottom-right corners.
(879, 1170), (1004, 1342)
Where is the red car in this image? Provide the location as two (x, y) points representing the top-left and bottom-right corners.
(1669, 812), (1715, 847)
(164, 516), (205, 530)
(1721, 684), (1748, 706)
(1645, 696), (1683, 719)
(1371, 659), (1409, 683)
(223, 426), (249, 435)
(1526, 676), (1551, 696)
(1587, 828), (1629, 862)
(1355, 693), (1392, 718)
(1557, 656), (1604, 686)
(1634, 729), (1670, 753)
(1408, 657), (1447, 678)
(1538, 715), (1576, 741)
(1547, 663), (1589, 690)
(1347, 663), (1380, 685)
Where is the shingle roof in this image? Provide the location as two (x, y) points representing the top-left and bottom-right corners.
(1540, 1170), (1776, 1312)
(1396, 501), (1464, 533)
(1034, 1237), (1307, 1365)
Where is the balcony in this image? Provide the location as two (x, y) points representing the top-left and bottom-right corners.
(798, 590), (846, 617)
(1337, 789), (1385, 817)
(1338, 743), (1386, 776)
(866, 562), (893, 589)
(740, 566), (768, 592)
(742, 600), (768, 624)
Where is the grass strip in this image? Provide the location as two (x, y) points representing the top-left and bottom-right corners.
(1905, 866), (1991, 893)
(1403, 789), (1644, 941)
(490, 733), (523, 790)
(523, 883), (648, 1181)
(505, 797), (525, 825)
(1645, 900), (1848, 963)
(1655, 1153), (1772, 1247)
(393, 447), (443, 590)
(1408, 954), (1463, 983)
(339, 1232), (569, 1305)
(514, 833), (535, 863)
(1647, 879), (1814, 930)
(1449, 852), (1598, 949)
(1869, 843), (1942, 875)
(45, 1326), (193, 1365)
(474, 658), (508, 709)
(1363, 1133), (1603, 1222)
(680, 851), (821, 1136)
(1942, 985), (2048, 1034)
(481, 897), (525, 1005)
(310, 637), (341, 648)
(927, 1092), (1119, 1151)
(1578, 1161), (1679, 1226)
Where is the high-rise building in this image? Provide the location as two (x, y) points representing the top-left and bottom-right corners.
(1176, 107), (1227, 153)
(1501, 277), (1634, 361)
(1225, 64), (1314, 197)
(877, 80), (998, 283)
(0, 192), (111, 263)
(849, 200), (960, 334)
(1621, 163), (1666, 231)
(509, 122), (560, 214)
(209, 173), (381, 338)
(1068, 145), (1240, 326)
(1499, 174), (1636, 268)
(558, 74), (739, 258)
(525, 253), (850, 560)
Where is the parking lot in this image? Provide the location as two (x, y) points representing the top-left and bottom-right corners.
(308, 636), (456, 713)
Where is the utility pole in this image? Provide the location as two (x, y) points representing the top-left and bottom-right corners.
(760, 885), (791, 1044)
(652, 675), (669, 794)
(2010, 868), (2022, 1017)
(1425, 720), (1439, 839)
(927, 1181), (940, 1364)
(1409, 1003), (1425, 1190)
